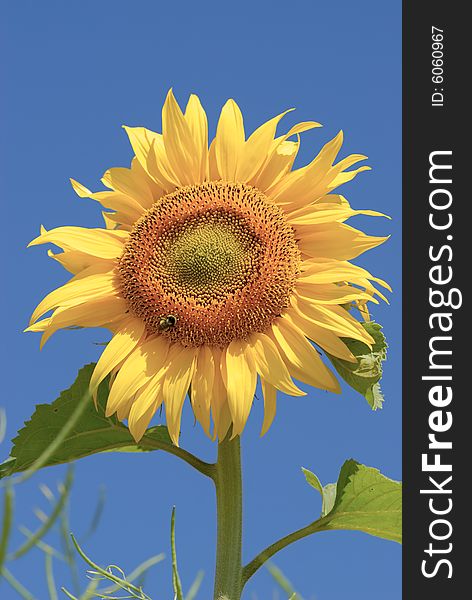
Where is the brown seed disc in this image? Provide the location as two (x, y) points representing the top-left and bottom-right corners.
(118, 181), (300, 347)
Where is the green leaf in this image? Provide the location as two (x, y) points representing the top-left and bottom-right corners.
(302, 468), (336, 517)
(304, 460), (402, 543)
(326, 321), (387, 410)
(0, 364), (172, 479)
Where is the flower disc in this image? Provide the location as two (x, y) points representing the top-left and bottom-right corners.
(118, 181), (300, 347)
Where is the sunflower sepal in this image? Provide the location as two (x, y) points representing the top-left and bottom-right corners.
(325, 321), (387, 410)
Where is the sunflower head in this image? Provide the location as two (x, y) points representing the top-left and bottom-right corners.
(27, 90), (390, 445)
(118, 181), (301, 347)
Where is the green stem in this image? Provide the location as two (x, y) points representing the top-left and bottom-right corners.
(140, 436), (216, 479)
(242, 518), (326, 587)
(213, 434), (243, 600)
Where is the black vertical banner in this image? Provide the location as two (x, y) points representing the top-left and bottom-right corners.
(403, 2), (466, 597)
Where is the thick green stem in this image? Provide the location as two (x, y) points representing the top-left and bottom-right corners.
(213, 434), (243, 600)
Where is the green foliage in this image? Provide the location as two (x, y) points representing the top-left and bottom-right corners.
(170, 507), (204, 600)
(185, 571), (204, 600)
(0, 468), (171, 599)
(0, 408), (6, 444)
(266, 563), (303, 600)
(301, 468), (336, 517)
(63, 534), (161, 599)
(11, 467), (74, 560)
(171, 507), (184, 600)
(303, 459), (402, 543)
(62, 511), (204, 600)
(0, 354), (401, 599)
(0, 483), (14, 572)
(0, 364), (172, 479)
(326, 321), (387, 410)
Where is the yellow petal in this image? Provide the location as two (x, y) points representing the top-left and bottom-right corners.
(273, 133), (370, 209)
(208, 138), (219, 180)
(130, 157), (163, 205)
(29, 226), (127, 260)
(69, 179), (94, 199)
(295, 280), (375, 305)
(260, 380), (277, 436)
(300, 154), (371, 200)
(287, 203), (387, 226)
(102, 167), (154, 207)
(248, 333), (305, 396)
(253, 138), (299, 191)
(90, 318), (146, 397)
(123, 126), (179, 190)
(122, 126), (159, 171)
(317, 194), (351, 206)
(162, 344), (197, 445)
(214, 99), (245, 181)
(185, 94), (209, 182)
(271, 318), (340, 393)
(116, 394), (136, 422)
(299, 259), (391, 291)
(25, 318), (51, 334)
(99, 211), (136, 229)
(106, 336), (170, 416)
(47, 249), (111, 275)
(329, 165), (371, 190)
(354, 278), (390, 304)
(255, 120), (322, 190)
(285, 305), (356, 362)
(283, 121), (323, 138)
(269, 131), (344, 206)
(211, 348), (232, 441)
(29, 296), (128, 348)
(293, 297), (374, 346)
(236, 110), (292, 182)
(127, 378), (163, 442)
(30, 268), (118, 325)
(298, 222), (389, 261)
(70, 178), (146, 219)
(329, 153), (368, 176)
(162, 89), (200, 186)
(101, 211), (119, 230)
(128, 398), (161, 443)
(190, 346), (214, 436)
(224, 340), (257, 436)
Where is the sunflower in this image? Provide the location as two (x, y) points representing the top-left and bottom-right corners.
(27, 90), (390, 445)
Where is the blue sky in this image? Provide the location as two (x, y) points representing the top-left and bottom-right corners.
(0, 1), (401, 598)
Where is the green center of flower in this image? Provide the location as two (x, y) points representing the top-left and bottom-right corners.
(165, 217), (258, 294)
